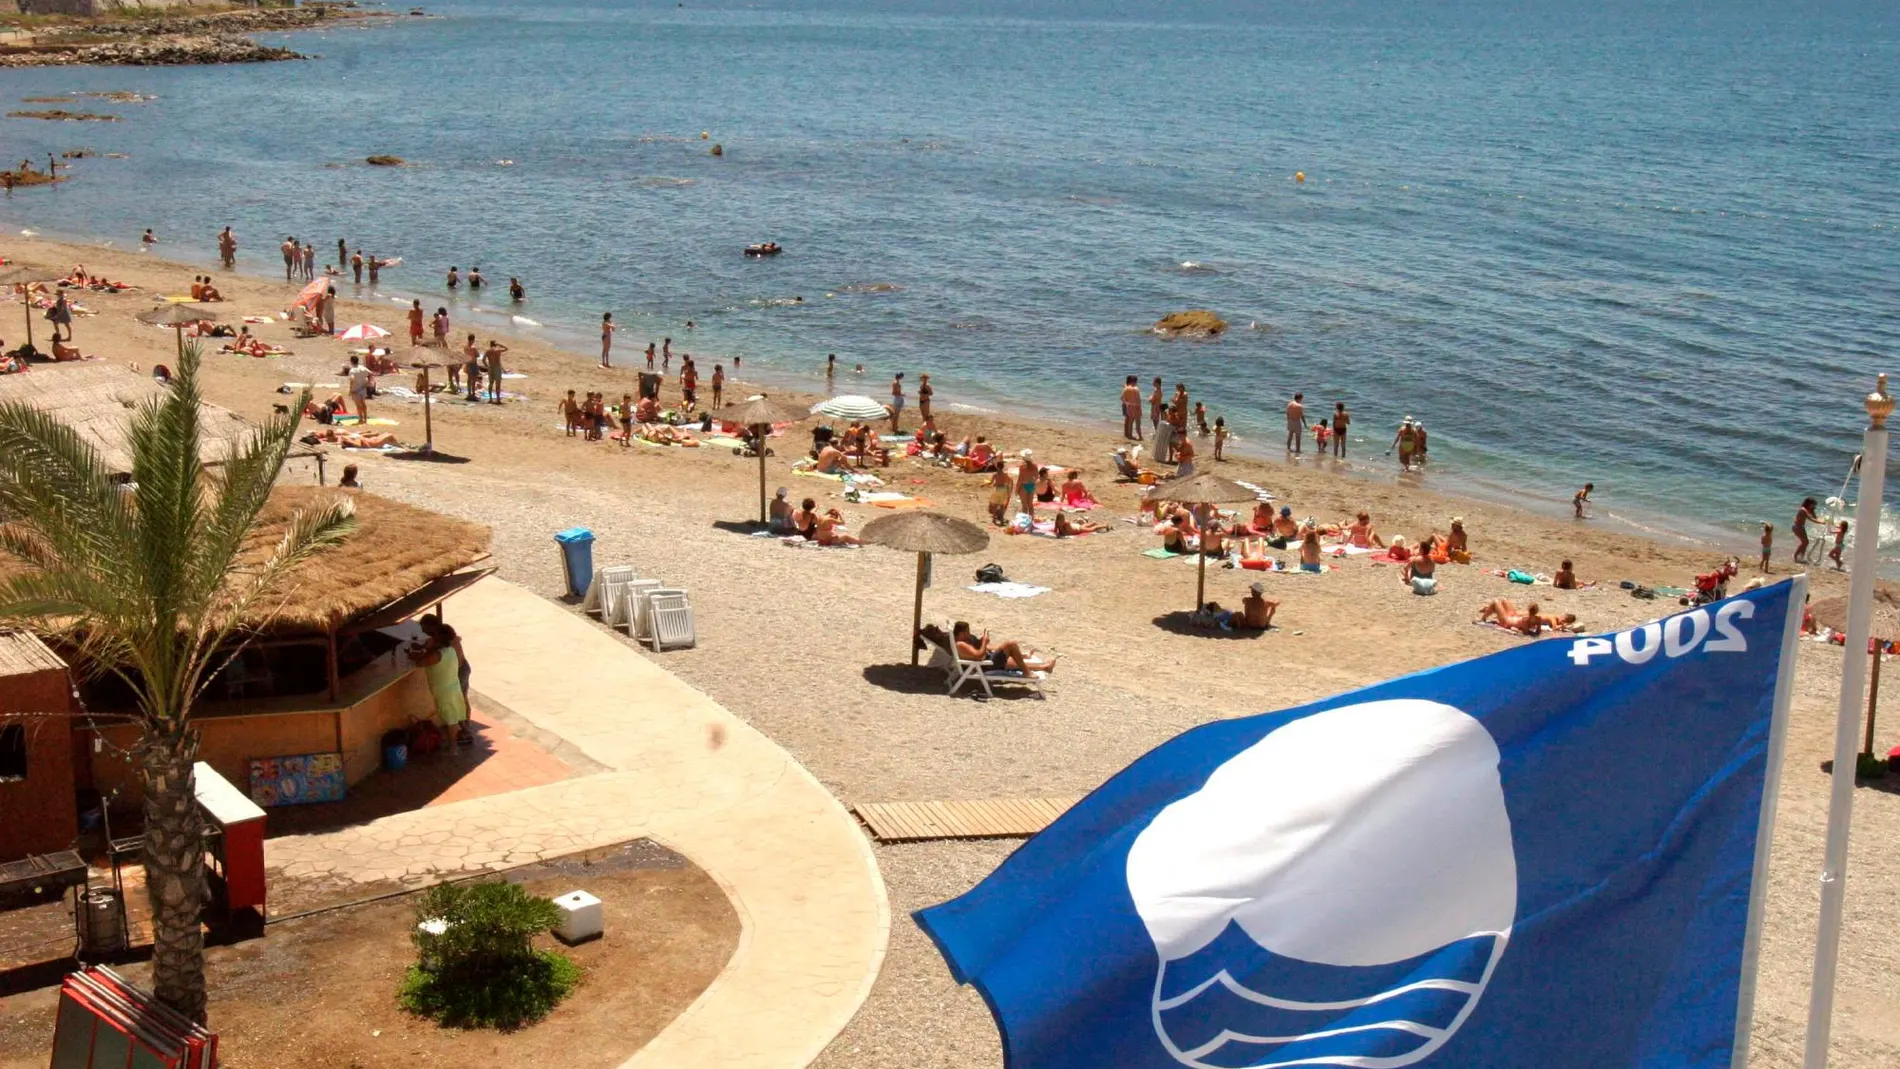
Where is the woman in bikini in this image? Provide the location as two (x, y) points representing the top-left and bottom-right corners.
(1346, 511), (1385, 549)
(1478, 599), (1544, 636)
(816, 508), (861, 546)
(988, 469), (1013, 525)
(793, 498), (820, 540)
(1299, 525), (1323, 572)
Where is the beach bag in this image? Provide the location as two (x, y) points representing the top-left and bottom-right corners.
(1507, 569), (1535, 584)
(975, 563), (1006, 585)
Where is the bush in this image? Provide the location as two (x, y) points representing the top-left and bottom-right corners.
(399, 881), (580, 1030)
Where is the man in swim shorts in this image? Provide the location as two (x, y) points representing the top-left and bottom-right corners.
(1285, 392), (1306, 454)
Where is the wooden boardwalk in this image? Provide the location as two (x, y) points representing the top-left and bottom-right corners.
(853, 797), (1082, 843)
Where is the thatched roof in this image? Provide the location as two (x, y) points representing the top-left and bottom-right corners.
(0, 486), (491, 636)
(0, 362), (251, 475)
(248, 485), (491, 633)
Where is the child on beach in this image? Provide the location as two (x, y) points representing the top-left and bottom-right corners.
(1830, 521), (1848, 570)
(408, 300), (425, 346)
(989, 469), (1012, 526)
(1214, 417), (1228, 460)
(1574, 483), (1593, 518)
(712, 363), (725, 409)
(1760, 522), (1773, 572)
(1314, 418), (1331, 452)
(618, 394), (636, 445)
(559, 389), (582, 436)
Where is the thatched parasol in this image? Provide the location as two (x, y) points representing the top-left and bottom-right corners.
(137, 302), (220, 359)
(408, 348), (445, 452)
(0, 264), (58, 352)
(1812, 586), (1900, 757)
(860, 510), (991, 665)
(1144, 472), (1263, 612)
(709, 394), (810, 523)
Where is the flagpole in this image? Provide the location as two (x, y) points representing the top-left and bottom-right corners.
(1802, 374), (1892, 1069)
(1733, 573), (1808, 1068)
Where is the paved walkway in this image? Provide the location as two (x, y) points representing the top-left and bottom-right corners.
(266, 578), (890, 1069)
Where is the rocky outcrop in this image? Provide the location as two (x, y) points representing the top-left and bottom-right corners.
(1153, 309), (1228, 338)
(0, 35), (303, 66)
(365, 155), (404, 166)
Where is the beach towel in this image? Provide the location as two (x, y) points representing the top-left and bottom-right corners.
(968, 582), (1050, 599)
(1143, 548), (1186, 559)
(330, 415), (399, 427)
(875, 497), (935, 510)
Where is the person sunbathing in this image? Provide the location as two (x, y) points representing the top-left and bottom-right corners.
(189, 277), (205, 300)
(951, 621), (1056, 675)
(1401, 537), (1437, 594)
(1053, 510), (1107, 537)
(792, 497), (820, 539)
(1111, 446), (1161, 483)
(1445, 517), (1471, 563)
(1200, 518), (1228, 556)
(1271, 507), (1300, 546)
(222, 330), (274, 357)
(1299, 525), (1324, 572)
(1240, 582), (1280, 629)
(956, 436), (1000, 472)
(1478, 598), (1545, 636)
(314, 426), (398, 448)
(816, 443), (852, 473)
(642, 423), (699, 446)
(1384, 536), (1412, 562)
(200, 279), (224, 301)
(1060, 470), (1098, 509)
(1538, 610), (1580, 631)
(1553, 560), (1579, 589)
(635, 396), (660, 423)
(1343, 511), (1384, 548)
(1162, 513), (1196, 553)
(815, 508), (860, 546)
(52, 339), (83, 361)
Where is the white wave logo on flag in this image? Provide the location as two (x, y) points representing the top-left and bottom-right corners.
(1126, 699), (1518, 1068)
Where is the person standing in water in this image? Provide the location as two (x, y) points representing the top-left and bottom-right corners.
(600, 312), (615, 368)
(918, 372), (934, 426)
(827, 353), (837, 389)
(1574, 482), (1595, 519)
(1333, 401), (1350, 457)
(890, 371), (906, 432)
(446, 265), (460, 290)
(1285, 392), (1307, 454)
(1148, 376), (1165, 435)
(469, 267), (486, 290)
(218, 226), (237, 268)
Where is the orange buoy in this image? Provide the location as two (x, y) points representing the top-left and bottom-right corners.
(1295, 171), (1306, 183)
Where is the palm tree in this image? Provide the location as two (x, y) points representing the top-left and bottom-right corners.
(0, 344), (356, 1023)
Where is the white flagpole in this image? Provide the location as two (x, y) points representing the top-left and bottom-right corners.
(1733, 573), (1808, 1068)
(1803, 375), (1893, 1069)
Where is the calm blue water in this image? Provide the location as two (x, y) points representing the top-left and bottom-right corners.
(3, 0), (1898, 552)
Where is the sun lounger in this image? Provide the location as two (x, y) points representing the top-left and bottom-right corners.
(920, 633), (1046, 699)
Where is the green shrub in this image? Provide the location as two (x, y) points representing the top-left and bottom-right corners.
(399, 881), (581, 1030)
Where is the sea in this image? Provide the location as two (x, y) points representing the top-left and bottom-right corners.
(2, 0), (1896, 559)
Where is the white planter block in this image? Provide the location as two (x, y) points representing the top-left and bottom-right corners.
(552, 889), (603, 944)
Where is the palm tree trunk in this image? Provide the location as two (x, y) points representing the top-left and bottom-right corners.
(139, 728), (208, 1024)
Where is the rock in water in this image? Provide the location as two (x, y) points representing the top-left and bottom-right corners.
(1153, 310), (1227, 338)
(366, 155), (405, 167)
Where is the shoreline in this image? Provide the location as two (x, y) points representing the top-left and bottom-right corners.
(0, 220), (1757, 564)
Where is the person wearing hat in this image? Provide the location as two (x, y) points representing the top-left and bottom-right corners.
(1240, 581), (1280, 630)
(1389, 417), (1419, 471)
(769, 487), (795, 534)
(1445, 516), (1471, 563)
(1271, 505), (1300, 547)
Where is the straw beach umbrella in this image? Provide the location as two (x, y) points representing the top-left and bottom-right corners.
(1143, 472), (1263, 613)
(137, 302), (219, 360)
(709, 394), (810, 522)
(812, 394), (889, 422)
(860, 510), (991, 665)
(0, 264), (57, 353)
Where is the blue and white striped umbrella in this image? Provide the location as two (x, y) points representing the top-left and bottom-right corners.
(812, 394), (890, 421)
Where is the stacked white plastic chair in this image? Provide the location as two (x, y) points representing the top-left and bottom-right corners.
(622, 578), (663, 637)
(583, 565), (638, 617)
(646, 590), (696, 651)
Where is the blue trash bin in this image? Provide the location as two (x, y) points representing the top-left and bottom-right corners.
(556, 527), (596, 598)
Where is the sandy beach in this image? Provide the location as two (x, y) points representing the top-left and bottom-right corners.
(4, 234), (1898, 1066)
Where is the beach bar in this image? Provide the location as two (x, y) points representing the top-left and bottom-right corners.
(0, 486), (492, 851)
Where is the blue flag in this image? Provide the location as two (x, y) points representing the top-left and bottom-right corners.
(918, 580), (1801, 1069)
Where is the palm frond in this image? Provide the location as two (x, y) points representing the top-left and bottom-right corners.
(188, 388), (313, 618)
(0, 398), (140, 583)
